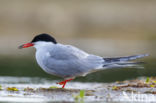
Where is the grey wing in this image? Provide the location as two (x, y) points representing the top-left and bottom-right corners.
(49, 44), (89, 60)
(42, 44), (104, 78)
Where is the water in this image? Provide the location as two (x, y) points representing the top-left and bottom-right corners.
(0, 76), (156, 103)
(0, 76), (111, 102)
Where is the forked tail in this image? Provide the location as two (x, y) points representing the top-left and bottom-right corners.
(103, 54), (148, 69)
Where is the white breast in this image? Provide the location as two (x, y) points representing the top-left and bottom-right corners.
(34, 41), (55, 73)
(35, 49), (48, 71)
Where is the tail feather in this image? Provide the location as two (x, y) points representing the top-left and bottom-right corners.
(103, 54), (148, 63)
(102, 54), (148, 69)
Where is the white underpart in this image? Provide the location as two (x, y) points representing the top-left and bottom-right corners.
(34, 42), (56, 74)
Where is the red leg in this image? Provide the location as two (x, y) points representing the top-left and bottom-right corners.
(57, 78), (73, 88)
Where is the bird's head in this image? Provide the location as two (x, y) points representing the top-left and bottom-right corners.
(18, 33), (57, 49)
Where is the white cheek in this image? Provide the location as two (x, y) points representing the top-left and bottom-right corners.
(33, 41), (55, 50)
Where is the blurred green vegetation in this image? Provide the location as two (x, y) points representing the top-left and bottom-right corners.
(0, 55), (154, 83)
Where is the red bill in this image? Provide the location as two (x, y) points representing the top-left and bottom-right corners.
(18, 43), (34, 49)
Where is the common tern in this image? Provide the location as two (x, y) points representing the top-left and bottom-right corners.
(19, 33), (148, 88)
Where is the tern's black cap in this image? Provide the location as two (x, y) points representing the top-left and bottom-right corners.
(31, 33), (57, 44)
